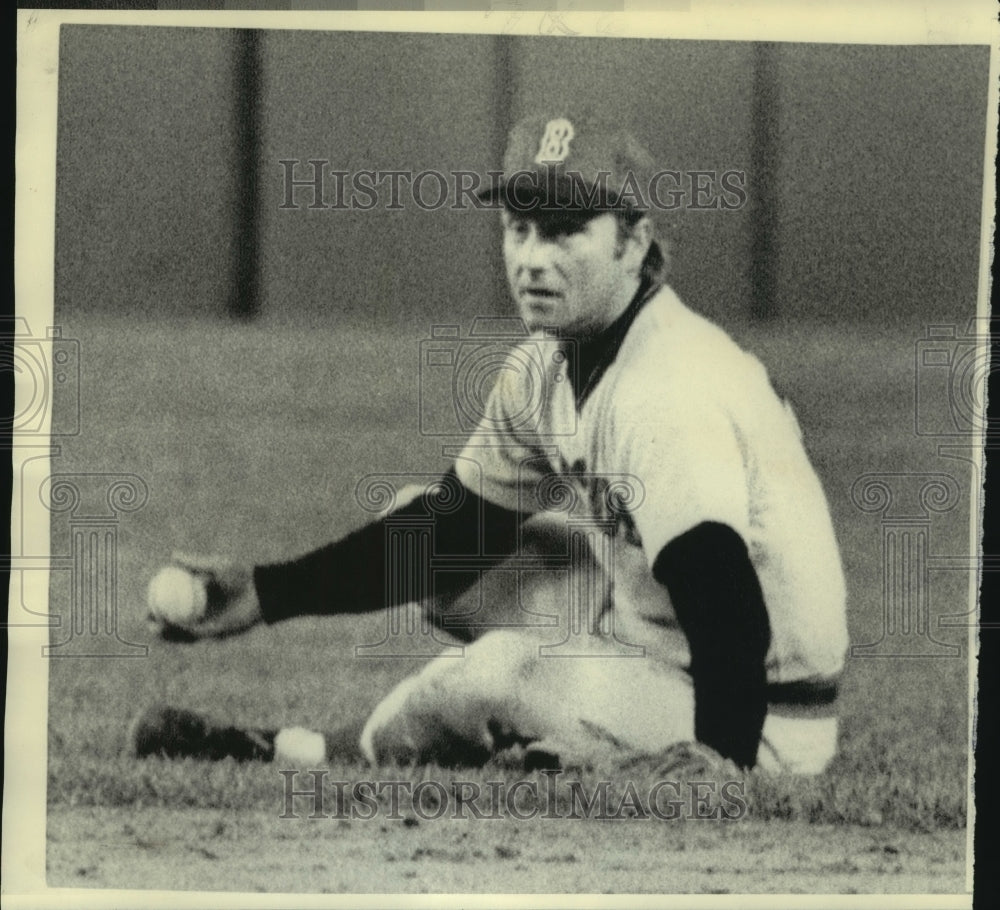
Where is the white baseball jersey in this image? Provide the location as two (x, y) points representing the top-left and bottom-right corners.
(454, 284), (848, 687)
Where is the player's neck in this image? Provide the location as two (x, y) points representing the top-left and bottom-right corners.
(567, 275), (655, 407)
(579, 276), (644, 343)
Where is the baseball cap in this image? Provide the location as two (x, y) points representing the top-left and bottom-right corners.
(480, 112), (657, 214)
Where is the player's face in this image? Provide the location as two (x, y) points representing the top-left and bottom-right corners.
(502, 209), (648, 338)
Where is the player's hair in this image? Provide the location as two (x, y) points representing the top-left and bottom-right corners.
(615, 208), (669, 286)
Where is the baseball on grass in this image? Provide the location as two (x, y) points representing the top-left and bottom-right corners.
(147, 566), (208, 625)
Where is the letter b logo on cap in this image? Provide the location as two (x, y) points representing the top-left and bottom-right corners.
(535, 118), (575, 164)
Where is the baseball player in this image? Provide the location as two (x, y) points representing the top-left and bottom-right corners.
(134, 114), (849, 776)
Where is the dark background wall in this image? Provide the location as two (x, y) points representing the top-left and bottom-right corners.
(772, 44), (987, 326)
(54, 27), (989, 331)
(257, 30), (503, 327)
(56, 26), (239, 318)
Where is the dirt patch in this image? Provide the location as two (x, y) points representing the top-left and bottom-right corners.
(47, 806), (967, 895)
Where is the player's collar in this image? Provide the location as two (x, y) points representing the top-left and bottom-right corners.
(570, 276), (660, 408)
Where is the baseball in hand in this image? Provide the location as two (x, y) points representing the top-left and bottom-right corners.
(147, 566), (208, 625)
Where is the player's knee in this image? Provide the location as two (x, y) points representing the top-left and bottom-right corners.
(359, 675), (422, 765)
(359, 652), (507, 767)
(464, 629), (537, 670)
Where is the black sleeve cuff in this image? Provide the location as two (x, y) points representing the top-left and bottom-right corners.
(254, 469), (523, 625)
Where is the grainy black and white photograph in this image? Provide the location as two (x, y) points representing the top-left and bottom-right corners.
(7, 3), (996, 906)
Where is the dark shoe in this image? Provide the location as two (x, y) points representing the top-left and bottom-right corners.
(128, 705), (275, 762)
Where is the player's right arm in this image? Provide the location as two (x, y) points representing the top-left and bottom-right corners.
(253, 467), (524, 624)
(153, 467), (526, 639)
(248, 339), (550, 628)
(154, 344), (548, 640)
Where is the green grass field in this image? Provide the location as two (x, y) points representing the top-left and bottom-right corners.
(41, 313), (974, 894)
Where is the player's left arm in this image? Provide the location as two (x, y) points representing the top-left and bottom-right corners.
(652, 523), (770, 770)
(620, 392), (769, 770)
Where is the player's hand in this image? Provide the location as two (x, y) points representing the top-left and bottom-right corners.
(148, 552), (264, 641)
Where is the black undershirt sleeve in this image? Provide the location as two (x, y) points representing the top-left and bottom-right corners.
(253, 469), (524, 624)
(652, 521), (771, 769)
